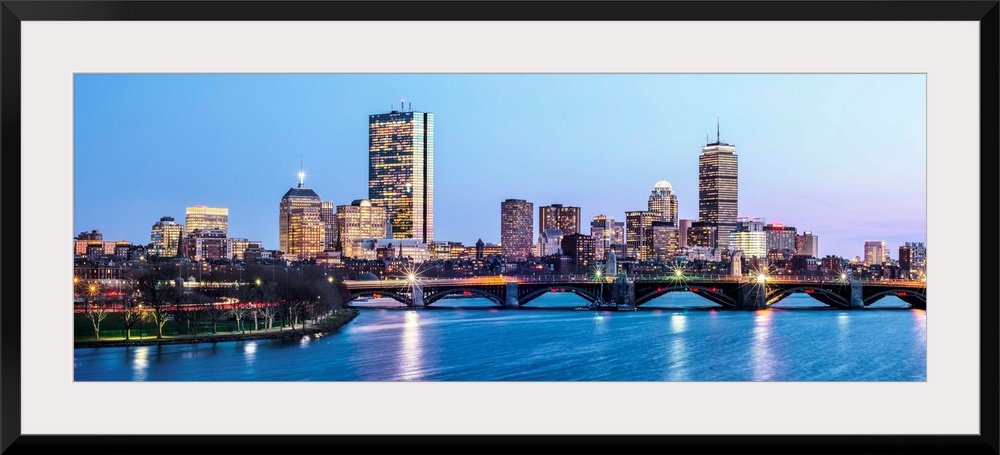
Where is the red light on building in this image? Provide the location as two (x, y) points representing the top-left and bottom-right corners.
(550, 288), (556, 293)
(690, 287), (699, 292)
(372, 293), (382, 298)
(657, 288), (662, 292)
(897, 292), (907, 297)
(560, 288), (566, 292)
(462, 290), (472, 296)
(805, 289), (814, 294)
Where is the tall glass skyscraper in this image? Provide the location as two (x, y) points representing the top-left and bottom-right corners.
(500, 199), (534, 260)
(698, 121), (738, 249)
(369, 105), (434, 244)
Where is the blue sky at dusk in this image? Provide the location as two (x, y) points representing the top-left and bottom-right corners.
(74, 74), (926, 259)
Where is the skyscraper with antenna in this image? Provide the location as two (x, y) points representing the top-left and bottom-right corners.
(279, 161), (325, 260)
(698, 116), (738, 250)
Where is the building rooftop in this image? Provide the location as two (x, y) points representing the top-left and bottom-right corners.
(282, 187), (320, 199)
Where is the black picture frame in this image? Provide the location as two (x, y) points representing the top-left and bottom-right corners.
(2, 1), (997, 454)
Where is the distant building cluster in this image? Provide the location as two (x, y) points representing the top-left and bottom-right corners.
(76, 109), (925, 282)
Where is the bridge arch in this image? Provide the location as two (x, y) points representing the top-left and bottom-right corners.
(864, 289), (927, 307)
(766, 286), (850, 308)
(424, 288), (504, 306)
(635, 285), (736, 308)
(518, 286), (602, 306)
(348, 290), (412, 307)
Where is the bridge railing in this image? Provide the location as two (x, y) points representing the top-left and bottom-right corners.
(344, 276), (508, 288)
(343, 275), (926, 288)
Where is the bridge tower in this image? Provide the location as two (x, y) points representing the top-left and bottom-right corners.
(411, 282), (424, 307)
(849, 278), (864, 309)
(610, 271), (635, 306)
(604, 248), (618, 278)
(505, 282), (519, 306)
(737, 280), (767, 309)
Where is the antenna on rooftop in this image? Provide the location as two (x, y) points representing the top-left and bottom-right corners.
(297, 154), (305, 187)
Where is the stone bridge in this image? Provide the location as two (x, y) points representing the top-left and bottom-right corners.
(343, 275), (927, 310)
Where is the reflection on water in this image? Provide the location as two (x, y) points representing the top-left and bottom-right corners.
(750, 310), (775, 381)
(912, 309), (926, 359)
(131, 346), (150, 381)
(836, 312), (851, 357)
(399, 311), (423, 381)
(75, 294), (927, 382)
(667, 337), (687, 381)
(593, 312), (609, 334)
(670, 314), (687, 333)
(244, 341), (257, 366)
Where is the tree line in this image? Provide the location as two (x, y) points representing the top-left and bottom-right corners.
(75, 265), (350, 340)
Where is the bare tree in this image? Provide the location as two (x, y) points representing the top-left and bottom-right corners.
(119, 279), (142, 340)
(80, 280), (111, 340)
(183, 292), (212, 336)
(227, 284), (259, 334)
(255, 281), (280, 330)
(230, 304), (246, 333)
(135, 271), (176, 339)
(206, 300), (225, 334)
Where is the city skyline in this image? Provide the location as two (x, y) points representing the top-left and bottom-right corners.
(74, 74), (927, 258)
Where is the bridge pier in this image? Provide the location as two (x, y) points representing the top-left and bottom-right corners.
(505, 282), (519, 307)
(411, 283), (424, 307)
(849, 280), (864, 309)
(738, 283), (767, 310)
(610, 275), (635, 306)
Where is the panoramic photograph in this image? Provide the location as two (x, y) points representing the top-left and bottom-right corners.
(72, 73), (927, 381)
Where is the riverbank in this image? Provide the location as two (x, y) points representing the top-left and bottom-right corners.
(74, 308), (359, 348)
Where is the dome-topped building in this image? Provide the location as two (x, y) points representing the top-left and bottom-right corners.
(648, 180), (678, 224)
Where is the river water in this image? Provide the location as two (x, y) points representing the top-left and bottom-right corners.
(73, 294), (926, 381)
